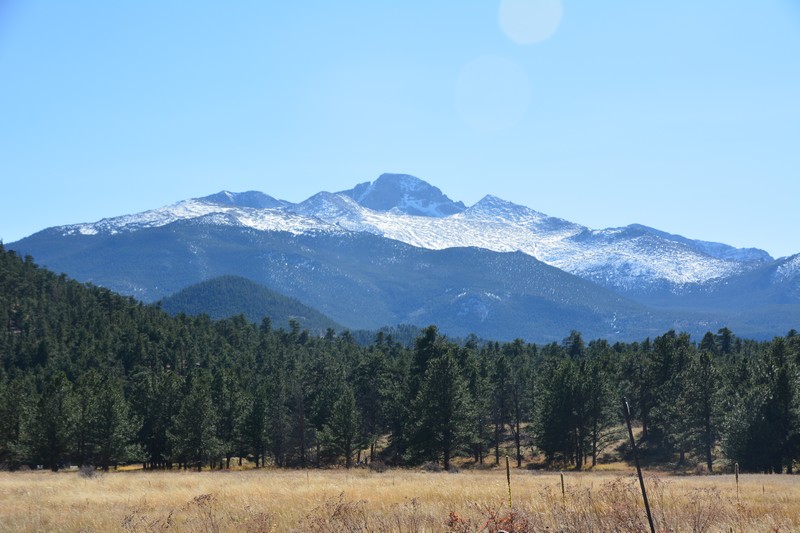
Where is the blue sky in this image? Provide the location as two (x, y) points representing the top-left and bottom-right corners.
(1, 1), (799, 257)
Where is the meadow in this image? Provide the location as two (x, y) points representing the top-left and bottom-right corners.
(1, 467), (799, 532)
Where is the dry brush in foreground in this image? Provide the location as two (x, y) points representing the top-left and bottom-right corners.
(0, 468), (799, 532)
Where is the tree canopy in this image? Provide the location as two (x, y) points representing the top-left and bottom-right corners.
(1, 245), (798, 473)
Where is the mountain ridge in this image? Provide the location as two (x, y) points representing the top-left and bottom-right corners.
(8, 173), (797, 342)
(35, 174), (775, 295)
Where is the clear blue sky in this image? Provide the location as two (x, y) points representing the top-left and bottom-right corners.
(1, 1), (799, 257)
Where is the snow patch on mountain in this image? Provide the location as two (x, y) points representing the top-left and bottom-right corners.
(693, 240), (772, 263)
(284, 192), (749, 290)
(775, 254), (800, 281)
(60, 200), (230, 236)
(546, 228), (749, 290)
(59, 199), (339, 237)
(52, 175), (778, 293)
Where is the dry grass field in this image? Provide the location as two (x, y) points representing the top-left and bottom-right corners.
(1, 467), (799, 532)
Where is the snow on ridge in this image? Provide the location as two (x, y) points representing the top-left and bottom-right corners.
(55, 189), (765, 290)
(545, 232), (746, 288)
(460, 195), (577, 231)
(293, 193), (739, 287)
(60, 198), (340, 237)
(775, 255), (800, 280)
(60, 199), (226, 236)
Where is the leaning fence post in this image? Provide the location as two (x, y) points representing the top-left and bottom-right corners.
(505, 455), (512, 509)
(623, 397), (656, 533)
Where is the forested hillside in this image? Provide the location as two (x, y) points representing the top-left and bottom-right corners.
(158, 275), (342, 335)
(1, 244), (798, 473)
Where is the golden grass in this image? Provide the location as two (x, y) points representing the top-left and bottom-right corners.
(1, 467), (799, 532)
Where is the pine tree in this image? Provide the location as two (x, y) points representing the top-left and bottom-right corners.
(320, 385), (364, 468)
(212, 368), (246, 468)
(169, 369), (221, 471)
(535, 357), (579, 466)
(679, 350), (724, 472)
(406, 351), (473, 470)
(504, 339), (533, 468)
(353, 347), (390, 463)
(647, 331), (693, 462)
(22, 372), (76, 471)
(242, 379), (271, 467)
(92, 377), (140, 470)
(490, 354), (512, 465)
(0, 376), (36, 468)
(410, 326), (446, 397)
(582, 343), (619, 467)
(463, 350), (492, 466)
(723, 337), (800, 472)
(131, 368), (181, 469)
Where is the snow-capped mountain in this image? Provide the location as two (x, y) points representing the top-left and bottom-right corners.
(53, 173), (773, 295)
(9, 173), (798, 341)
(339, 173), (466, 217)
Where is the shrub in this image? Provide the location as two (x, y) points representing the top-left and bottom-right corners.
(421, 461), (442, 472)
(78, 465), (99, 478)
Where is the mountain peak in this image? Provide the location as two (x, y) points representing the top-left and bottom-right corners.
(472, 194), (526, 210)
(201, 190), (289, 209)
(292, 191), (363, 219)
(339, 173), (466, 217)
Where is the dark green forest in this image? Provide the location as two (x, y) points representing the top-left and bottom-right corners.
(157, 275), (343, 335)
(1, 244), (798, 473)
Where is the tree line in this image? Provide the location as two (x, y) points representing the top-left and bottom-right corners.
(1, 244), (798, 473)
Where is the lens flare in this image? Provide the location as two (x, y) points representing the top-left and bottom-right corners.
(499, 0), (563, 44)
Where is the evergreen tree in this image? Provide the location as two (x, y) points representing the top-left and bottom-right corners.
(678, 350), (724, 472)
(0, 376), (35, 468)
(410, 326), (446, 397)
(490, 354), (512, 465)
(619, 340), (654, 441)
(131, 368), (181, 469)
(92, 376), (140, 470)
(504, 339), (533, 468)
(212, 368), (246, 468)
(647, 331), (693, 462)
(22, 372), (76, 471)
(169, 369), (221, 470)
(353, 347), (390, 463)
(73, 369), (103, 466)
(535, 357), (579, 466)
(407, 351), (473, 470)
(463, 350), (492, 466)
(582, 343), (619, 467)
(724, 337), (800, 472)
(320, 384), (364, 467)
(242, 379), (271, 467)
(265, 359), (291, 467)
(72, 371), (140, 470)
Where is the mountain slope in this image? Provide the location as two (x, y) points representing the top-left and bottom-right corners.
(12, 220), (702, 342)
(158, 275), (343, 334)
(8, 173), (795, 341)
